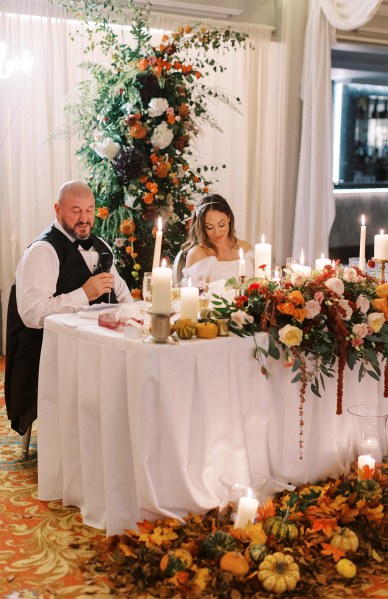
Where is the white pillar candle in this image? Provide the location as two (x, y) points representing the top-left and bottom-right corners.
(292, 248), (311, 277)
(151, 260), (172, 314)
(152, 217), (163, 270)
(239, 248), (246, 277)
(180, 278), (199, 322)
(255, 235), (272, 279)
(374, 230), (388, 260)
(234, 491), (259, 529)
(315, 253), (331, 271)
(358, 454), (376, 471)
(359, 214), (366, 271)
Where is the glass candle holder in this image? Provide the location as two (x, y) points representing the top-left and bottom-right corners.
(347, 404), (388, 466)
(217, 471), (268, 530)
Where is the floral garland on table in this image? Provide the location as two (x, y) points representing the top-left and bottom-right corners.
(212, 265), (388, 458)
(55, 0), (250, 294)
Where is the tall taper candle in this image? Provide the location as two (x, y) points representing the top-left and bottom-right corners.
(151, 260), (172, 313)
(152, 217), (163, 271)
(239, 248), (246, 277)
(359, 214), (366, 271)
(255, 235), (272, 279)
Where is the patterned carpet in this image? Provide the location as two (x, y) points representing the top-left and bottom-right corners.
(0, 362), (112, 598)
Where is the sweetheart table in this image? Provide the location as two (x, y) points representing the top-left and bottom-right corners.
(37, 311), (386, 535)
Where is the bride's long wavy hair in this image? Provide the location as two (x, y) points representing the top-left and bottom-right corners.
(182, 194), (237, 256)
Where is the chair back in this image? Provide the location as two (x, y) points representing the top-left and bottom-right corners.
(172, 250), (186, 284)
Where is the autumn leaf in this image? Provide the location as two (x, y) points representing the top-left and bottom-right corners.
(360, 503), (384, 523)
(246, 522), (267, 545)
(136, 519), (155, 534)
(118, 542), (137, 558)
(311, 518), (339, 536)
(339, 503), (359, 524)
(356, 464), (375, 480)
(320, 542), (346, 562)
(193, 567), (211, 590)
(257, 497), (276, 521)
(139, 525), (178, 548)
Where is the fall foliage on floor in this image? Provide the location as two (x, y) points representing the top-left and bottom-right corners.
(82, 462), (388, 598)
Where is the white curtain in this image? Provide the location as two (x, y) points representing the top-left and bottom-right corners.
(292, 0), (383, 265)
(0, 1), (275, 351)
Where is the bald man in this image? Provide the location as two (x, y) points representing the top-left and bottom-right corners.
(5, 181), (133, 435)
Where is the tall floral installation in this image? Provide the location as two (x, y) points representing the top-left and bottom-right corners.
(55, 0), (250, 294)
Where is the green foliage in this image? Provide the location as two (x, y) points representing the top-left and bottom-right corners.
(54, 0), (250, 291)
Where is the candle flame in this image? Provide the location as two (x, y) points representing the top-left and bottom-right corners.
(361, 214), (365, 226)
(161, 258), (166, 268)
(300, 248), (305, 266)
(239, 248), (244, 260)
(321, 253), (324, 259)
(246, 487), (253, 499)
(261, 234), (265, 244)
(157, 216), (163, 232)
(187, 277), (192, 288)
(381, 229), (385, 235)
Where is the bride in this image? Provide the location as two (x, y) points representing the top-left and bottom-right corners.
(182, 194), (255, 281)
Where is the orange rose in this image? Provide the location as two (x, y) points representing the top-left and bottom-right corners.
(376, 283), (388, 298)
(277, 302), (295, 316)
(119, 219), (136, 236)
(139, 175), (148, 184)
(137, 58), (148, 71)
(167, 114), (175, 124)
(96, 206), (109, 219)
(144, 193), (154, 204)
(150, 153), (159, 164)
(130, 122), (147, 139)
(288, 290), (305, 305)
(156, 163), (170, 178)
(372, 297), (387, 312)
(292, 308), (308, 323)
(146, 182), (158, 194)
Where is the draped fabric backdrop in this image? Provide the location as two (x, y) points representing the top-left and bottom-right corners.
(292, 0), (383, 265)
(0, 0), (308, 351)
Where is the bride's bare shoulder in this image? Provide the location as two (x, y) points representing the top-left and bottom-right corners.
(238, 239), (253, 252)
(185, 245), (212, 268)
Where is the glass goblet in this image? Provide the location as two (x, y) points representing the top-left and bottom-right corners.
(142, 272), (153, 308)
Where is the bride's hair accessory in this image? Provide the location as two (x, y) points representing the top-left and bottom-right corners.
(195, 201), (223, 218)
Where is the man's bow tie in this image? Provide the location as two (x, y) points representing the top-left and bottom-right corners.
(74, 238), (94, 251)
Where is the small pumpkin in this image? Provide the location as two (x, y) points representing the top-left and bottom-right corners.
(196, 321), (218, 339)
(356, 479), (382, 503)
(173, 318), (197, 339)
(330, 527), (359, 552)
(160, 548), (193, 577)
(220, 551), (250, 576)
(262, 515), (299, 544)
(244, 543), (269, 565)
(258, 552), (300, 594)
(201, 531), (236, 559)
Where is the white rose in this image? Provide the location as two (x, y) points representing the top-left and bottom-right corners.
(124, 193), (137, 208)
(367, 312), (385, 333)
(325, 277), (344, 297)
(290, 271), (306, 287)
(231, 310), (254, 329)
(278, 324), (303, 348)
(352, 323), (369, 338)
(338, 298), (352, 321)
(150, 121), (174, 150)
(356, 294), (370, 314)
(148, 97), (169, 118)
(91, 137), (120, 160)
(343, 267), (358, 282)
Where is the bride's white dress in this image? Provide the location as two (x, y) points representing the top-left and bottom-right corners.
(182, 250), (255, 282)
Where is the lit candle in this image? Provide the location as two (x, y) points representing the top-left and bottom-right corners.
(152, 217), (163, 270)
(315, 253), (331, 271)
(180, 277), (199, 322)
(360, 437), (379, 459)
(357, 454), (376, 471)
(273, 266), (282, 283)
(359, 214), (366, 271)
(255, 234), (272, 279)
(374, 229), (388, 260)
(234, 489), (259, 529)
(151, 259), (172, 314)
(239, 248), (246, 277)
(291, 248), (311, 277)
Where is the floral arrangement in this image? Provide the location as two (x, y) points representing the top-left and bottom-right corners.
(84, 460), (388, 597)
(211, 265), (388, 456)
(55, 0), (250, 294)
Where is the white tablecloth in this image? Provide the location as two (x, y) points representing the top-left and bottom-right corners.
(37, 312), (386, 535)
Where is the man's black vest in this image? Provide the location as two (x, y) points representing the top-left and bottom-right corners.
(4, 225), (118, 435)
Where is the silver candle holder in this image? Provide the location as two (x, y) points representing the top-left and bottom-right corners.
(373, 258), (387, 284)
(143, 311), (178, 344)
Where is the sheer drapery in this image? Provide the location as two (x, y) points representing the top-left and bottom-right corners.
(292, 0), (383, 265)
(0, 1), (275, 350)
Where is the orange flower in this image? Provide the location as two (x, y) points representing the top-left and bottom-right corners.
(128, 236), (137, 243)
(288, 290), (305, 305)
(372, 297), (388, 319)
(130, 122), (147, 139)
(173, 61), (182, 70)
(277, 302), (295, 316)
(293, 308), (308, 323)
(139, 175), (148, 184)
(96, 206), (109, 219)
(126, 245), (134, 255)
(179, 103), (189, 117)
(161, 34), (169, 42)
(185, 26), (192, 33)
(193, 176), (200, 183)
(150, 153), (159, 164)
(156, 162), (170, 178)
(376, 283), (388, 298)
(203, 187), (209, 193)
(119, 218), (136, 236)
(182, 164), (189, 171)
(195, 71), (202, 79)
(137, 58), (148, 71)
(146, 182), (158, 194)
(167, 114), (175, 124)
(144, 193), (154, 204)
(131, 288), (141, 301)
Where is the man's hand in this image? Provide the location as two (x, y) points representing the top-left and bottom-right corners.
(82, 273), (114, 301)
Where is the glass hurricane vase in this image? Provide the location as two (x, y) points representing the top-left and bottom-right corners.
(217, 471), (268, 530)
(347, 404), (388, 465)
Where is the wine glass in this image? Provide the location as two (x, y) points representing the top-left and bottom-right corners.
(195, 275), (210, 309)
(142, 272), (153, 307)
(170, 282), (181, 311)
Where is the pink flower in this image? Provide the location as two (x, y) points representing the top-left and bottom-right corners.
(343, 267), (358, 282)
(352, 322), (369, 338)
(231, 310), (254, 329)
(290, 272), (306, 287)
(115, 237), (125, 248)
(314, 291), (325, 305)
(338, 298), (352, 320)
(305, 299), (321, 319)
(356, 294), (370, 314)
(325, 277), (344, 297)
(351, 337), (364, 347)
